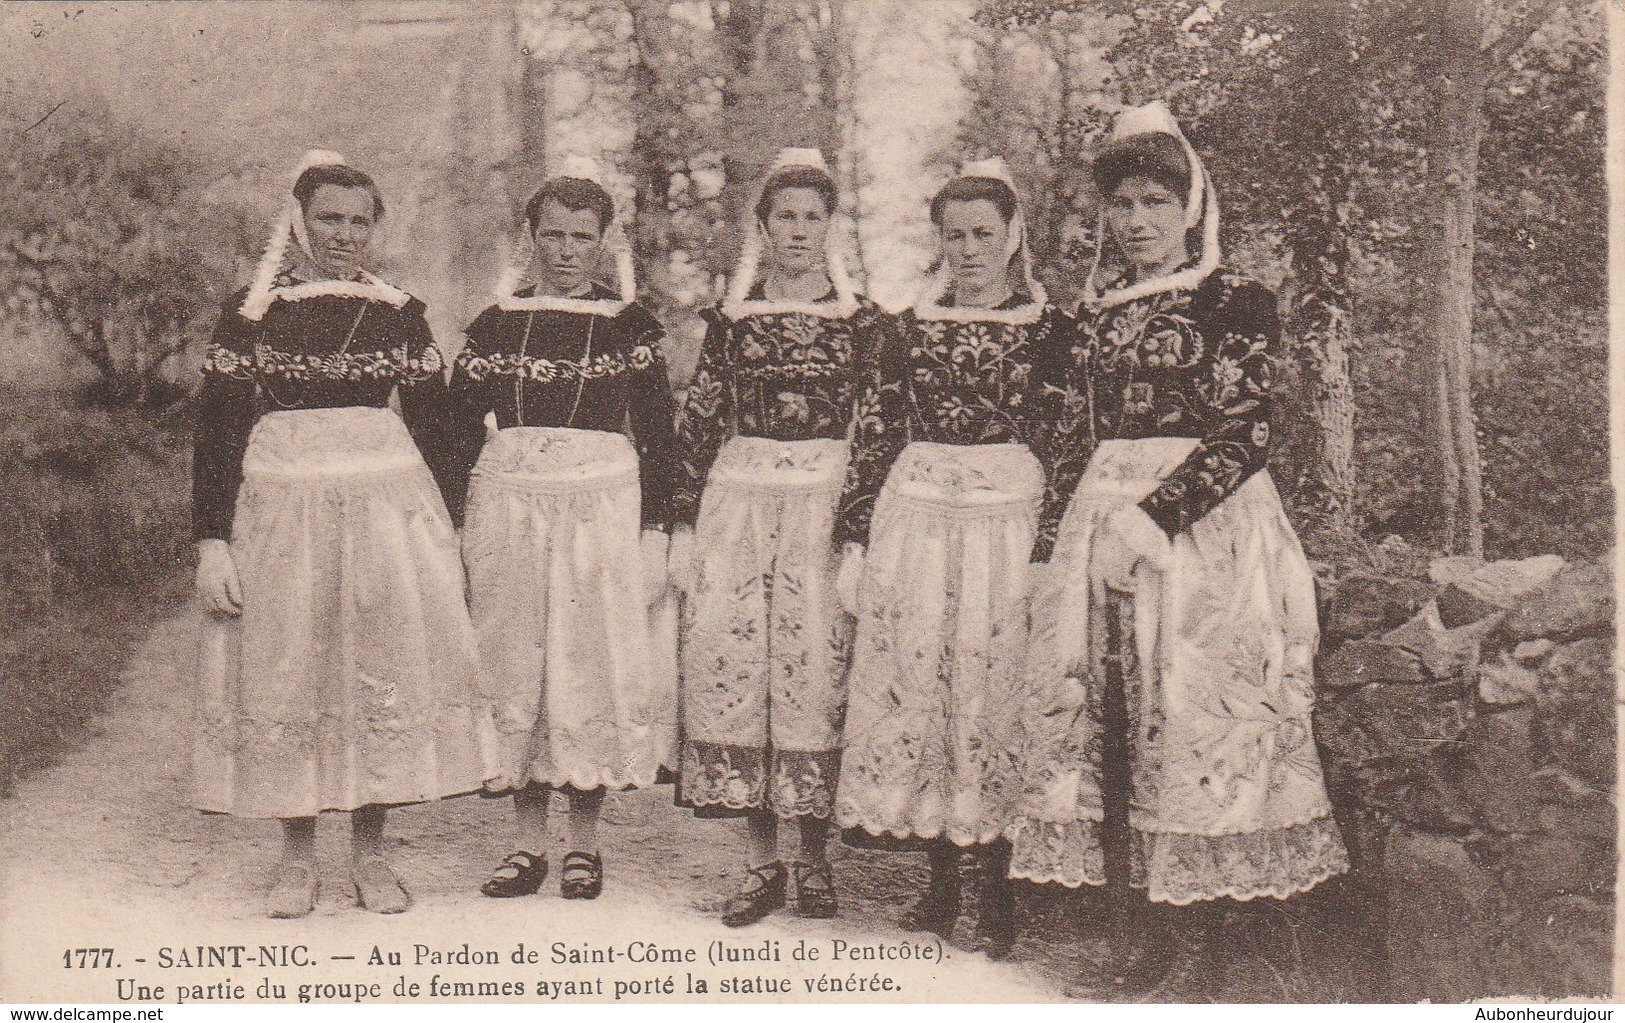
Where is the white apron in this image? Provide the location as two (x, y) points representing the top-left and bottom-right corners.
(1008, 438), (1349, 903)
(195, 407), (496, 818)
(462, 426), (678, 791)
(679, 436), (852, 818)
(836, 441), (1042, 847)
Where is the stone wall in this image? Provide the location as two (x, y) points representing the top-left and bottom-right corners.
(1314, 555), (1615, 1000)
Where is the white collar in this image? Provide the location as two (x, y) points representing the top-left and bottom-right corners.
(1084, 258), (1215, 311)
(497, 283), (628, 317)
(1084, 256), (1216, 311)
(241, 270), (411, 322)
(721, 283), (859, 321)
(910, 272), (1047, 325)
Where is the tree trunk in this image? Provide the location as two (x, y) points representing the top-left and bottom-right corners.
(829, 0), (867, 287)
(1280, 171), (1357, 546)
(715, 0), (785, 236)
(514, 6), (550, 181)
(717, 0), (766, 78)
(1424, 0), (1487, 555)
(1276, 1), (1358, 548)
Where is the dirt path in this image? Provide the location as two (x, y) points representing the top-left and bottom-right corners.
(1, 609), (1066, 1004)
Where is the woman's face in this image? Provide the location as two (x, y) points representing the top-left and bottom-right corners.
(1106, 175), (1188, 275)
(301, 184), (376, 280)
(532, 199), (605, 296)
(763, 186), (830, 277)
(938, 198), (1011, 301)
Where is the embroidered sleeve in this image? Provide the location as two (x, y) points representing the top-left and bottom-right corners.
(398, 299), (448, 384)
(1140, 281), (1278, 537)
(834, 312), (908, 548)
(394, 303), (460, 514)
(1030, 307), (1092, 563)
(442, 308), (499, 528)
(192, 295), (260, 541)
(671, 307), (733, 529)
(624, 311), (680, 532)
(200, 288), (257, 381)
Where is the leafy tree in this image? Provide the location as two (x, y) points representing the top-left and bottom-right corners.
(1404, 0), (1570, 556)
(964, 4), (1114, 304)
(0, 102), (254, 408)
(980, 0), (1366, 548)
(976, 0), (1602, 558)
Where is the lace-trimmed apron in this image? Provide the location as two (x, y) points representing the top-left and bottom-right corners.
(678, 435), (852, 819)
(836, 441), (1043, 847)
(462, 426), (677, 791)
(195, 407), (497, 818)
(1008, 438), (1349, 904)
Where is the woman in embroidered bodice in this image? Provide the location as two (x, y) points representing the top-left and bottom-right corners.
(669, 149), (881, 927)
(448, 166), (679, 904)
(193, 154), (494, 919)
(831, 160), (1074, 959)
(1006, 103), (1349, 997)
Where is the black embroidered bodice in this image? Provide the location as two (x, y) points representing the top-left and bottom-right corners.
(446, 282), (678, 530)
(672, 286), (884, 527)
(833, 293), (1077, 557)
(192, 276), (453, 541)
(1067, 269), (1280, 537)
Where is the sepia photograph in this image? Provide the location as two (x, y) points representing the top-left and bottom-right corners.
(0, 0), (1614, 1007)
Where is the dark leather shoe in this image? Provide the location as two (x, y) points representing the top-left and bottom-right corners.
(560, 850), (603, 900)
(480, 851), (548, 898)
(973, 917), (1015, 961)
(722, 862), (787, 927)
(901, 883), (961, 938)
(790, 860), (838, 919)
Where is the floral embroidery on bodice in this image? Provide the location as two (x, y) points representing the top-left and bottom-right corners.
(192, 277), (455, 541)
(1071, 270), (1279, 537)
(673, 291), (883, 527)
(202, 271), (442, 385)
(444, 282), (679, 530)
(835, 295), (1076, 551)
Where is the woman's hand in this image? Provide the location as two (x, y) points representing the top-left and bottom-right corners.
(1109, 504), (1174, 569)
(196, 539), (243, 617)
(835, 543), (865, 616)
(641, 529), (671, 607)
(667, 525), (696, 595)
(1093, 504), (1173, 590)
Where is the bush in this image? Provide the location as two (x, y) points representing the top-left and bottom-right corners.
(1352, 305), (1610, 563)
(0, 383), (193, 790)
(0, 385), (192, 613)
(1477, 310), (1612, 559)
(0, 102), (237, 787)
(0, 100), (256, 407)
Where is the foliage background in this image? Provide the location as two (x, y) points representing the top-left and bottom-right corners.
(0, 0), (1609, 783)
